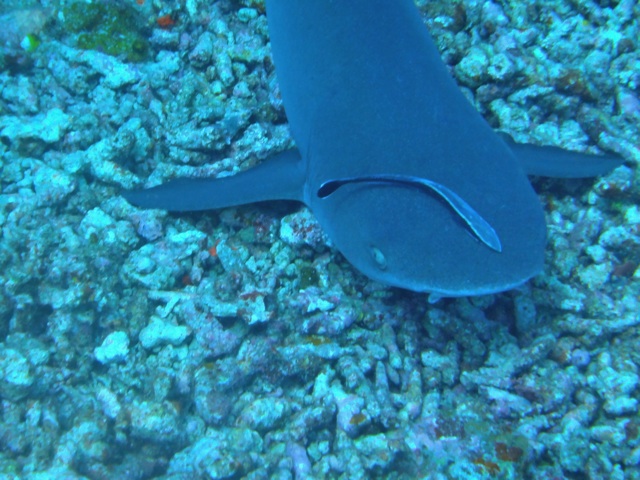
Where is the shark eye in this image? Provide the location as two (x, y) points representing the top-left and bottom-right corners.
(370, 246), (387, 270)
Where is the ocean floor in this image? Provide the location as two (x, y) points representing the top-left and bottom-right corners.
(1, 0), (639, 478)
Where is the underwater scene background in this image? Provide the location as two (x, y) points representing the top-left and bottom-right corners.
(0, 0), (639, 478)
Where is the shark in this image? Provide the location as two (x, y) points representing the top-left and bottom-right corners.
(123, 0), (622, 297)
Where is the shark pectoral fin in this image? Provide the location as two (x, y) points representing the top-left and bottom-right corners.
(318, 174), (502, 253)
(122, 177), (233, 212)
(123, 148), (305, 212)
(499, 132), (625, 179)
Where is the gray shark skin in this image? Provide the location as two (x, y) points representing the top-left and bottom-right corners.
(123, 0), (622, 297)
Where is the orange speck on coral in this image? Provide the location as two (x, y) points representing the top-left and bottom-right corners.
(136, 0), (145, 5)
(208, 239), (221, 258)
(239, 291), (263, 301)
(495, 442), (524, 462)
(349, 413), (367, 425)
(472, 457), (500, 476)
(157, 14), (175, 29)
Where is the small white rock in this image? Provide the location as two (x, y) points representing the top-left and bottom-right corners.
(94, 331), (130, 364)
(604, 395), (638, 416)
(139, 317), (190, 350)
(97, 387), (122, 419)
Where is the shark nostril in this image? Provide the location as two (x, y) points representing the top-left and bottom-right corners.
(370, 246), (387, 270)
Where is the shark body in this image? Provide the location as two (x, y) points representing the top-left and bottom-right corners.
(124, 0), (621, 296)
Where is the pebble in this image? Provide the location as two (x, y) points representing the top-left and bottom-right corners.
(96, 387), (122, 419)
(32, 163), (76, 206)
(0, 108), (70, 148)
(333, 385), (366, 438)
(280, 209), (329, 250)
(455, 46), (490, 88)
(354, 433), (394, 471)
(129, 400), (180, 442)
(0, 347), (34, 401)
(59, 44), (141, 89)
(94, 331), (130, 365)
(238, 396), (289, 432)
(139, 317), (191, 350)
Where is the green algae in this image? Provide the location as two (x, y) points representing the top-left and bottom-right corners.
(298, 265), (319, 289)
(61, 1), (149, 62)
